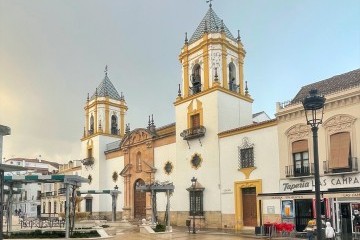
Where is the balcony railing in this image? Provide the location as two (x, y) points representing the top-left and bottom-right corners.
(285, 164), (314, 177)
(323, 157), (358, 174)
(180, 126), (206, 140)
(229, 82), (240, 93)
(58, 188), (66, 195)
(81, 157), (95, 166)
(189, 85), (203, 96)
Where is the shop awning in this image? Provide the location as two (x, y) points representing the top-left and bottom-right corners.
(258, 188), (360, 200)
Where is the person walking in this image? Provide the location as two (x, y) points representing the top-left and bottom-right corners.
(325, 221), (335, 239)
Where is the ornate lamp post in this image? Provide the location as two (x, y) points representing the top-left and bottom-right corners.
(302, 89), (325, 239)
(112, 185), (119, 222)
(191, 177), (197, 234)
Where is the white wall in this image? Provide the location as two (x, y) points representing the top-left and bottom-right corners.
(219, 125), (280, 214)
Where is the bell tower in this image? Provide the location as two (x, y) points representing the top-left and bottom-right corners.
(173, 5), (254, 224)
(178, 6), (249, 99)
(175, 5), (253, 134)
(82, 66), (128, 139)
(80, 66), (128, 214)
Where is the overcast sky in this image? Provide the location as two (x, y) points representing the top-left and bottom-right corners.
(0, 0), (359, 163)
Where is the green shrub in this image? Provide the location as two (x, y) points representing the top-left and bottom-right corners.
(153, 223), (166, 232)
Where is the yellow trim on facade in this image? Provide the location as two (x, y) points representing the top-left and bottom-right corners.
(234, 179), (262, 230)
(239, 167), (257, 179)
(85, 100), (125, 110)
(237, 42), (245, 95)
(179, 38), (241, 60)
(81, 132), (122, 142)
(85, 103), (89, 136)
(174, 85), (253, 106)
(202, 34), (209, 90)
(105, 97), (110, 134)
(221, 33), (228, 89)
(187, 100), (204, 129)
(218, 120), (277, 138)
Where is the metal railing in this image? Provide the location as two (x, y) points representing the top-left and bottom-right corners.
(180, 126), (206, 140)
(189, 85), (203, 96)
(323, 157), (358, 174)
(285, 164), (314, 177)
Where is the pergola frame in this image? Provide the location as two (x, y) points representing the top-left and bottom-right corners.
(0, 172), (88, 239)
(76, 189), (121, 222)
(136, 181), (174, 230)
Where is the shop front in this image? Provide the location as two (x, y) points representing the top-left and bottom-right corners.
(258, 173), (360, 235)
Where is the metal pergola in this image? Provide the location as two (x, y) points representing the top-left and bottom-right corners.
(77, 189), (121, 222)
(136, 181), (174, 230)
(1, 173), (89, 239)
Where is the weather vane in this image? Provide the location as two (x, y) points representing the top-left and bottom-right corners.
(206, 0), (213, 7)
(104, 65), (108, 76)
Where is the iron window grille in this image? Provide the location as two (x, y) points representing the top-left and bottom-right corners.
(238, 137), (255, 169)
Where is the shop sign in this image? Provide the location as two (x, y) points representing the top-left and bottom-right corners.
(280, 174), (360, 193)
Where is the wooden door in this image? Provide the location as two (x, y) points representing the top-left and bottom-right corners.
(242, 187), (257, 226)
(134, 179), (146, 219)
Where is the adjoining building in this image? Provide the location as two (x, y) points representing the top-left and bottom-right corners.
(4, 157), (59, 217)
(259, 69), (360, 235)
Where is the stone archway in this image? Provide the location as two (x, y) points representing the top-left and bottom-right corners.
(134, 179), (146, 219)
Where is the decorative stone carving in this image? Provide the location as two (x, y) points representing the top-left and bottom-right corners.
(286, 124), (310, 142)
(323, 114), (356, 134)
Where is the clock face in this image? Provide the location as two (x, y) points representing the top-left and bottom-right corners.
(191, 153), (202, 169)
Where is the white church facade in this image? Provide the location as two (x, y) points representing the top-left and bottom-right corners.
(78, 5), (360, 233)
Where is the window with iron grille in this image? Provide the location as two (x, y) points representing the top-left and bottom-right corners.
(189, 191), (203, 216)
(238, 137), (255, 169)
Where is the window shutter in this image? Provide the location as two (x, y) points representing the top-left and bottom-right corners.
(330, 132), (350, 168)
(292, 140), (308, 153)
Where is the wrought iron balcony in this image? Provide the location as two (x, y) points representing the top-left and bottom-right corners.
(323, 157), (358, 174)
(81, 157), (95, 166)
(180, 126), (206, 140)
(189, 85), (203, 96)
(58, 188), (66, 195)
(285, 164), (314, 177)
(229, 82), (239, 93)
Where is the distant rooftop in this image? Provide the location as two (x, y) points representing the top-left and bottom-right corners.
(292, 68), (360, 103)
(5, 158), (59, 168)
(188, 6), (237, 44)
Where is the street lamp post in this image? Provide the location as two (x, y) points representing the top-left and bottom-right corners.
(191, 177), (197, 234)
(112, 185), (119, 222)
(302, 89), (325, 240)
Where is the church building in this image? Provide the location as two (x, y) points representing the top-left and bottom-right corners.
(78, 4), (360, 233)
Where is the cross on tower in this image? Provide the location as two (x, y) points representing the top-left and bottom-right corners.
(206, 0), (213, 7)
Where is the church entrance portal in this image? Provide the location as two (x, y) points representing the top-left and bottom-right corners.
(134, 179), (146, 219)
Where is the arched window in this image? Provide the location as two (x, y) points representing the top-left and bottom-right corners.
(89, 115), (94, 134)
(191, 64), (201, 94)
(111, 114), (118, 135)
(136, 152), (142, 172)
(43, 202), (46, 214)
(228, 62), (237, 92)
